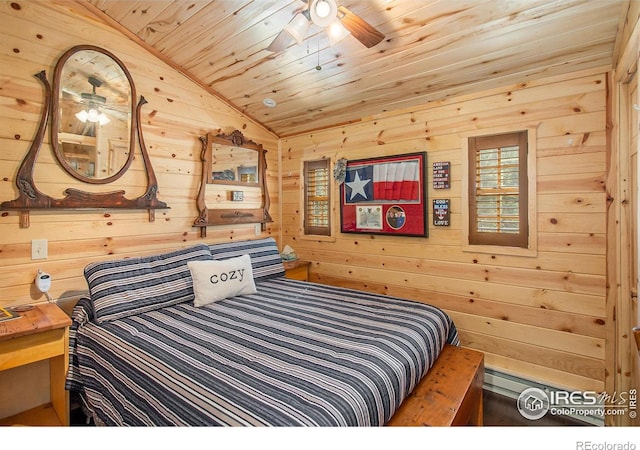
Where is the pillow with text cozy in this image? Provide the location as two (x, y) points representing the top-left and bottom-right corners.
(188, 254), (257, 307)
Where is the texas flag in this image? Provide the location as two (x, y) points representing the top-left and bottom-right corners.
(345, 160), (420, 203)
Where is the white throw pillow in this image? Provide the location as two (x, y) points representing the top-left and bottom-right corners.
(188, 254), (257, 307)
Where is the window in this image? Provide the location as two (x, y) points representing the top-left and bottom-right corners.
(304, 159), (331, 236)
(468, 130), (528, 248)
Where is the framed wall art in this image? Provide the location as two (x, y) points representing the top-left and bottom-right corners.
(340, 152), (428, 237)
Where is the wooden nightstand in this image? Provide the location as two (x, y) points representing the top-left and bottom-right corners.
(0, 303), (71, 426)
(283, 260), (311, 281)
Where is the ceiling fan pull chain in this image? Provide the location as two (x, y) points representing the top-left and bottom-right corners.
(316, 37), (321, 71)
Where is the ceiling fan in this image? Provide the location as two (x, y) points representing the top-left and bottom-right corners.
(75, 76), (110, 125)
(267, 0), (385, 52)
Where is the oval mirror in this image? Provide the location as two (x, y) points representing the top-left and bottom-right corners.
(51, 45), (136, 184)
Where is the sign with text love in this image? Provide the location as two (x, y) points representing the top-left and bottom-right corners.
(433, 199), (450, 227)
(340, 152), (428, 237)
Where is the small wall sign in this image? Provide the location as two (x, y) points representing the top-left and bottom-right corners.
(433, 161), (450, 189)
(230, 190), (244, 201)
(433, 199), (450, 226)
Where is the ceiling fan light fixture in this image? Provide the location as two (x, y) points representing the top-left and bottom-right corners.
(267, 30), (294, 52)
(75, 109), (89, 123)
(75, 104), (110, 125)
(284, 12), (310, 44)
(315, 0), (331, 18)
(327, 19), (350, 46)
(96, 111), (110, 125)
(268, 1), (385, 52)
(76, 76), (110, 125)
(310, 0), (337, 27)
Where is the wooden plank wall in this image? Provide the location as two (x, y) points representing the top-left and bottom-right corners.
(622, 71), (639, 426)
(611, 2), (640, 425)
(0, 0), (622, 413)
(281, 68), (609, 392)
(0, 1), (280, 311)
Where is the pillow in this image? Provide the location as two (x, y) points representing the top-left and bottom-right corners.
(208, 237), (285, 282)
(85, 244), (213, 323)
(188, 254), (257, 307)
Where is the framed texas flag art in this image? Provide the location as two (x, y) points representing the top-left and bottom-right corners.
(340, 152), (428, 237)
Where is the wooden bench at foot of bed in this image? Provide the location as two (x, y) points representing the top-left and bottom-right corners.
(387, 344), (484, 426)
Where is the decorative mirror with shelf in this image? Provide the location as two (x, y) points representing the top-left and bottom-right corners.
(194, 130), (272, 237)
(1, 45), (167, 227)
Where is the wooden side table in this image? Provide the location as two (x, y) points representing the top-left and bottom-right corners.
(283, 260), (311, 281)
(0, 303), (71, 426)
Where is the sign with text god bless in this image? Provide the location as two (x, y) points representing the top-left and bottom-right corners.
(433, 199), (450, 226)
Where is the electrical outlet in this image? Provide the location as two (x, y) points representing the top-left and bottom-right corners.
(31, 239), (48, 260)
(255, 224), (261, 236)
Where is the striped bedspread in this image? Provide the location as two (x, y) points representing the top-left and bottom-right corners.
(68, 278), (459, 426)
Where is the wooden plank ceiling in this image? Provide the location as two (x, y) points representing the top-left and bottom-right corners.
(82, 0), (627, 137)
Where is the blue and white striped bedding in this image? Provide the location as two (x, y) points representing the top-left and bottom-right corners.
(67, 278), (459, 426)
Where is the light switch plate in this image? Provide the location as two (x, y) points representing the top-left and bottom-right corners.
(32, 239), (48, 260)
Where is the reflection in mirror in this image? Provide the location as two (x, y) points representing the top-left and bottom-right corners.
(52, 45), (135, 184)
(211, 144), (259, 185)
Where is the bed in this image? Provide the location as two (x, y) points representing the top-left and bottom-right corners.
(66, 238), (466, 426)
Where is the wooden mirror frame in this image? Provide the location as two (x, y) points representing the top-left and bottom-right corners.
(194, 130), (272, 237)
(1, 46), (168, 228)
(51, 45), (136, 184)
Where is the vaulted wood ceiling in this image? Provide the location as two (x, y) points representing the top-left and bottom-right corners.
(81, 0), (628, 137)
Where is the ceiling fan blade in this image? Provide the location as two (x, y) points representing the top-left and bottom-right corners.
(337, 5), (384, 48)
(267, 29), (294, 52)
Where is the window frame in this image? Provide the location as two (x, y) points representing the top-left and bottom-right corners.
(462, 126), (537, 256)
(302, 158), (332, 237)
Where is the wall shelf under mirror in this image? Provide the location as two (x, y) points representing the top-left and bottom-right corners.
(194, 130), (272, 237)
